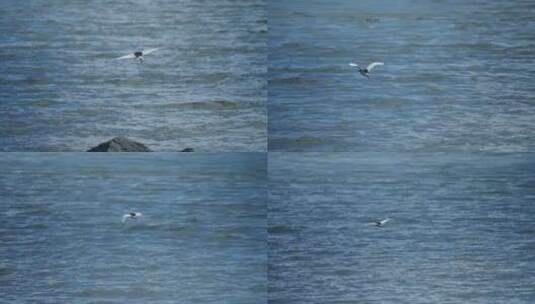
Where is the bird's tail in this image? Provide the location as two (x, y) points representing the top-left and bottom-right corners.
(349, 63), (359, 67)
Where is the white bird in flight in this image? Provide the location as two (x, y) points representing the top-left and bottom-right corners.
(116, 48), (160, 63)
(374, 218), (390, 227)
(122, 212), (143, 223)
(349, 62), (384, 78)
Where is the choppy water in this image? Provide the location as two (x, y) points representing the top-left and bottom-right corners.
(0, 153), (266, 303)
(0, 0), (266, 151)
(268, 153), (535, 303)
(268, 0), (535, 151)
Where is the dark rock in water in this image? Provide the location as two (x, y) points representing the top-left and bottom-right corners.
(181, 148), (194, 152)
(87, 137), (151, 152)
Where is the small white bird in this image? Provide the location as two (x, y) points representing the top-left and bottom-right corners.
(122, 212), (143, 223)
(349, 62), (384, 78)
(116, 48), (160, 63)
(374, 218), (390, 227)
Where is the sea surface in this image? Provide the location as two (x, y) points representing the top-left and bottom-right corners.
(0, 0), (266, 151)
(268, 0), (535, 151)
(0, 153), (266, 303)
(268, 153), (535, 303)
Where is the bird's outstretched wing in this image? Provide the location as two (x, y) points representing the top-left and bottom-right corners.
(122, 214), (130, 223)
(349, 62), (360, 68)
(143, 48), (160, 55)
(367, 62), (384, 71)
(116, 53), (136, 60)
(379, 218), (390, 225)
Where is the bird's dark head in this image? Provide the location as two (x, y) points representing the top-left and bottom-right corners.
(134, 51), (142, 57)
(130, 212), (136, 216)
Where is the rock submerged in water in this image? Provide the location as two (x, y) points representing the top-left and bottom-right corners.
(87, 137), (151, 152)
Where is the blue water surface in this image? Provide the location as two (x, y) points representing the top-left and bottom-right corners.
(269, 0), (535, 151)
(0, 153), (266, 304)
(269, 153), (535, 303)
(0, 0), (266, 151)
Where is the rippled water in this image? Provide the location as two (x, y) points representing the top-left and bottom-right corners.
(269, 153), (535, 303)
(268, 0), (535, 151)
(0, 0), (266, 151)
(0, 153), (266, 303)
